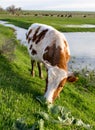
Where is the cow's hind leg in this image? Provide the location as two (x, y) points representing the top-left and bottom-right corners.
(37, 62), (43, 79)
(31, 60), (35, 77)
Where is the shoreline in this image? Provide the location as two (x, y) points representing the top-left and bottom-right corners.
(0, 20), (95, 71)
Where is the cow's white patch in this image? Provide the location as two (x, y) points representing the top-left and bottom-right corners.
(44, 66), (67, 103)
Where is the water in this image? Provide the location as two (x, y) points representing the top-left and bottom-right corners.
(0, 21), (95, 70)
(64, 24), (95, 28)
(64, 32), (95, 70)
(64, 32), (95, 58)
(0, 21), (27, 45)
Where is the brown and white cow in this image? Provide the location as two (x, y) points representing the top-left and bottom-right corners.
(26, 23), (77, 103)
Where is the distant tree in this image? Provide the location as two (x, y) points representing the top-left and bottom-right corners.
(6, 5), (15, 14)
(0, 6), (3, 11)
(0, 38), (16, 61)
(6, 5), (21, 15)
(15, 7), (22, 16)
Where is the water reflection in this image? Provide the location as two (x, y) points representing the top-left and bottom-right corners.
(64, 32), (95, 70)
(64, 24), (95, 28)
(0, 21), (95, 70)
(64, 32), (95, 58)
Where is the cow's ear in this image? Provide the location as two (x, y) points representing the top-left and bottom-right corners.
(67, 75), (78, 82)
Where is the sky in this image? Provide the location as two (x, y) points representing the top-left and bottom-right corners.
(0, 0), (95, 12)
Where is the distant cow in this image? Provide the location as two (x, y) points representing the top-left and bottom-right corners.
(26, 23), (77, 103)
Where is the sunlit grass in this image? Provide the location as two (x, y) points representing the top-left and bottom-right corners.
(0, 11), (95, 32)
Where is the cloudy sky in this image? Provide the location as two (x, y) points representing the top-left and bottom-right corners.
(0, 0), (95, 11)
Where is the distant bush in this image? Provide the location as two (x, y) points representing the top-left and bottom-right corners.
(0, 38), (16, 61)
(6, 5), (22, 15)
(0, 6), (4, 11)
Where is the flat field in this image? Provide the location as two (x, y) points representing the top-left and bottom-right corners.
(0, 11), (95, 32)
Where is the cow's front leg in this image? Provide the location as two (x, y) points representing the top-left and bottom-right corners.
(44, 66), (67, 103)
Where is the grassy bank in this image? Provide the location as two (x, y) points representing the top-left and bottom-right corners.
(0, 11), (95, 32)
(0, 24), (95, 129)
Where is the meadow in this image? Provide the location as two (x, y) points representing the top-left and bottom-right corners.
(0, 11), (95, 129)
(0, 10), (95, 32)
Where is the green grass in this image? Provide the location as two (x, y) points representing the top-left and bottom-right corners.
(0, 22), (95, 129)
(0, 11), (95, 32)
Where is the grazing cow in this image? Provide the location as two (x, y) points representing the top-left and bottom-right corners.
(26, 23), (77, 103)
